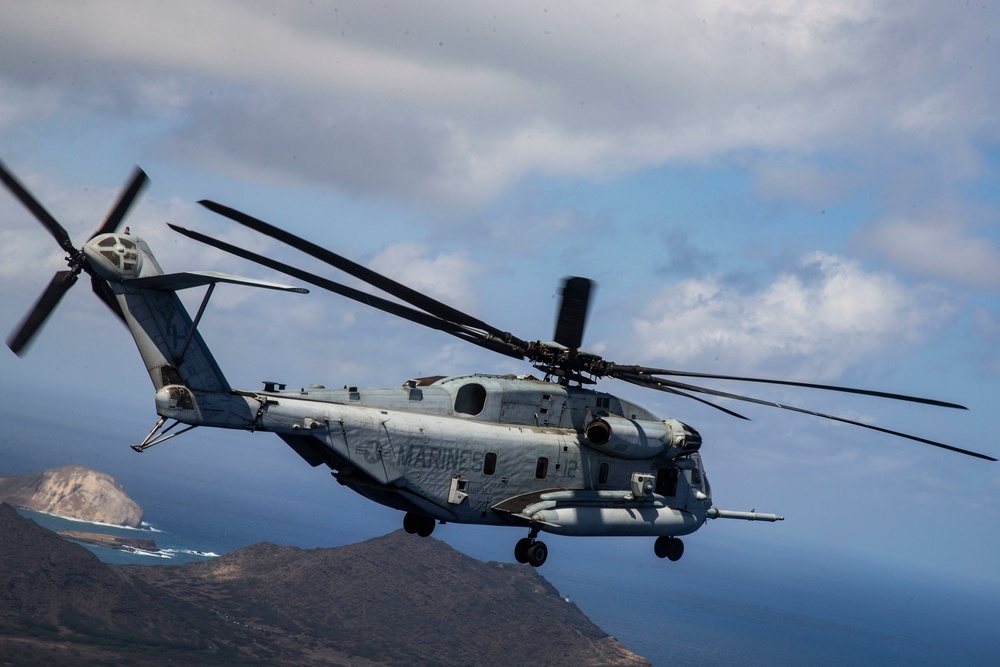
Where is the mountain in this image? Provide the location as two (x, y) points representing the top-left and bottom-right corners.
(0, 464), (143, 527)
(1, 504), (650, 666)
(0, 503), (207, 666)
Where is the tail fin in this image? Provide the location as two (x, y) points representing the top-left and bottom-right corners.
(83, 232), (307, 394)
(120, 273), (233, 393)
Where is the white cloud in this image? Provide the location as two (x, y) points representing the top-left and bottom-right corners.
(368, 242), (480, 311)
(2, 1), (997, 210)
(858, 216), (1000, 288)
(631, 252), (953, 379)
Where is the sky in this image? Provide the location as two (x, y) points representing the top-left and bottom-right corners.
(1, 0), (999, 596)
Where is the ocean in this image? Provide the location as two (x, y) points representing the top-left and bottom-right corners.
(3, 410), (998, 666)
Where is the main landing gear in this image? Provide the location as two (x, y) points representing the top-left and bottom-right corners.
(514, 527), (548, 567)
(654, 535), (684, 561)
(402, 512), (436, 537)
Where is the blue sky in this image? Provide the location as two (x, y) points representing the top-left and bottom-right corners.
(2, 1), (1000, 591)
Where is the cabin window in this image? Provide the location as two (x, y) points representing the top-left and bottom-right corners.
(483, 452), (497, 475)
(690, 467), (702, 485)
(455, 383), (487, 416)
(655, 467), (679, 497)
(598, 462), (609, 485)
(535, 457), (549, 480)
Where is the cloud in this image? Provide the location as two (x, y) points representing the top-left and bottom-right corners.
(367, 242), (480, 312)
(631, 252), (954, 379)
(3, 1), (998, 211)
(856, 216), (1000, 289)
(750, 156), (860, 207)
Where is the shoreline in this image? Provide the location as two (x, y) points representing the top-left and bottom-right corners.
(58, 529), (160, 553)
(8, 504), (159, 532)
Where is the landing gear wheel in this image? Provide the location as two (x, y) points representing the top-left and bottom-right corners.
(514, 537), (532, 564)
(403, 512), (435, 537)
(654, 536), (684, 561)
(416, 516), (435, 538)
(526, 541), (548, 568)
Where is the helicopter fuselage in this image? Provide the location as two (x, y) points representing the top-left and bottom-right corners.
(156, 373), (713, 539)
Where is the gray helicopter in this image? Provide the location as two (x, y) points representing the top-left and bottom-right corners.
(4, 161), (994, 567)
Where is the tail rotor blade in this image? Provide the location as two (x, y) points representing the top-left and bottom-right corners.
(91, 275), (126, 324)
(553, 277), (592, 351)
(90, 167), (149, 239)
(0, 158), (75, 255)
(6, 270), (78, 356)
(2, 160), (149, 355)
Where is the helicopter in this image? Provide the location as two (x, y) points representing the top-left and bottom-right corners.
(3, 160), (995, 568)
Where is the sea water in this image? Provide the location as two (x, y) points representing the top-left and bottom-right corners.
(14, 507), (220, 564)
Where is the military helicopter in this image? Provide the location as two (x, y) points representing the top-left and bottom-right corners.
(3, 160), (995, 568)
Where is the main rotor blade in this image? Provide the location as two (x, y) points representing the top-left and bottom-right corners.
(6, 270), (78, 356)
(617, 372), (750, 419)
(90, 167), (149, 240)
(199, 200), (529, 349)
(0, 158), (75, 255)
(168, 224), (526, 360)
(553, 277), (592, 351)
(624, 373), (996, 461)
(613, 365), (967, 410)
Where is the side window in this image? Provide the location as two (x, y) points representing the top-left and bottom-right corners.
(483, 452), (497, 475)
(535, 457), (549, 480)
(690, 467), (702, 486)
(455, 383), (487, 415)
(598, 462), (609, 485)
(655, 467), (679, 497)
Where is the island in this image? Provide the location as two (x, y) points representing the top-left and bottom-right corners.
(0, 464), (144, 527)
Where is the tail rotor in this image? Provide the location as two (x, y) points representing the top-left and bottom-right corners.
(1, 159), (148, 355)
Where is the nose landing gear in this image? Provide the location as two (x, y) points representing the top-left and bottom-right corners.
(514, 526), (548, 567)
(403, 512), (436, 537)
(654, 535), (684, 561)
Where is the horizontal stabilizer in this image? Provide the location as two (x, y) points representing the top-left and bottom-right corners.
(125, 271), (308, 293)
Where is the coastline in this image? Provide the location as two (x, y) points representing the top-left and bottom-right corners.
(58, 529), (159, 553)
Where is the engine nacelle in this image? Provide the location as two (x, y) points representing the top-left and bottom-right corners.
(584, 415), (702, 460)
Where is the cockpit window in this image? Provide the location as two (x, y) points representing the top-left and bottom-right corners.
(454, 382), (487, 416)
